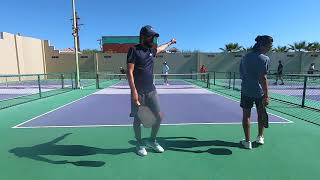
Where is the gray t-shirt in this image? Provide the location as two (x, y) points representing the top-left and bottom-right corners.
(240, 51), (270, 98)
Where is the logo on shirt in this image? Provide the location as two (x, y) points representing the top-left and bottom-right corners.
(150, 53), (153, 57)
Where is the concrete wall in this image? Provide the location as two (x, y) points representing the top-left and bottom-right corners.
(154, 53), (198, 74)
(44, 50), (320, 75)
(1, 32), (319, 77)
(0, 32), (45, 75)
(0, 32), (20, 75)
(300, 52), (320, 73)
(96, 53), (126, 73)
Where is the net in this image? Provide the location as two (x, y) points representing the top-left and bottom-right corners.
(210, 72), (320, 111)
(0, 73), (74, 109)
(78, 72), (97, 87)
(96, 73), (210, 89)
(209, 72), (233, 89)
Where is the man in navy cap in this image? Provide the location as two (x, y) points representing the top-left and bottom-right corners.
(127, 25), (176, 156)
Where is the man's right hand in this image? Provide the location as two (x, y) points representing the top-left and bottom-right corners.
(263, 96), (269, 107)
(132, 91), (141, 106)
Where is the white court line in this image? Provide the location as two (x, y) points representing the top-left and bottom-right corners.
(13, 80), (292, 129)
(12, 81), (123, 128)
(13, 121), (292, 129)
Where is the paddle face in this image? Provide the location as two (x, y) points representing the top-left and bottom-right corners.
(137, 105), (157, 128)
(69, 161), (106, 167)
(262, 106), (269, 128)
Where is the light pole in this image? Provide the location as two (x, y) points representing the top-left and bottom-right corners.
(97, 39), (102, 51)
(72, 0), (80, 88)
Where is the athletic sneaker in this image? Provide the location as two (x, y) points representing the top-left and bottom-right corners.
(255, 136), (265, 145)
(240, 140), (252, 149)
(136, 145), (148, 156)
(273, 82), (278, 85)
(147, 140), (164, 153)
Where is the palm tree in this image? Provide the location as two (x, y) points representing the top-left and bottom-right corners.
(314, 42), (320, 52)
(272, 46), (288, 52)
(306, 42), (320, 52)
(288, 41), (307, 52)
(241, 46), (253, 52)
(167, 47), (180, 53)
(220, 43), (243, 52)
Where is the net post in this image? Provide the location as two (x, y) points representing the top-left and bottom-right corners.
(96, 73), (100, 89)
(301, 76), (308, 107)
(213, 72), (216, 85)
(228, 72), (232, 89)
(37, 75), (42, 98)
(61, 74), (65, 89)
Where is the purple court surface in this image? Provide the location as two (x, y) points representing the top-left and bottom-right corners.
(0, 94), (26, 101)
(15, 80), (290, 128)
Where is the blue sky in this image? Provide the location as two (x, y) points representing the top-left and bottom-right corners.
(1, 0), (319, 52)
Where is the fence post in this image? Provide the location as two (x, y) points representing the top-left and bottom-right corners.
(70, 73), (74, 89)
(38, 75), (42, 98)
(301, 76), (308, 107)
(61, 74), (65, 89)
(213, 72), (216, 85)
(233, 72), (236, 90)
(96, 73), (100, 89)
(5, 77), (8, 88)
(206, 73), (210, 88)
(228, 72), (232, 89)
(74, 72), (78, 89)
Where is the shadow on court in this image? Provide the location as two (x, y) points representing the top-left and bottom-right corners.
(129, 137), (255, 155)
(9, 134), (259, 167)
(9, 133), (134, 168)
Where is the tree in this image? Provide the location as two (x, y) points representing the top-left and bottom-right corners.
(288, 41), (307, 52)
(220, 43), (243, 52)
(167, 47), (180, 53)
(241, 46), (253, 52)
(306, 42), (320, 52)
(81, 49), (101, 54)
(272, 46), (289, 52)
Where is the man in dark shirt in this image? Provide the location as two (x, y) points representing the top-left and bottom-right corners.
(274, 61), (284, 85)
(127, 25), (176, 156)
(239, 35), (273, 149)
(119, 67), (126, 80)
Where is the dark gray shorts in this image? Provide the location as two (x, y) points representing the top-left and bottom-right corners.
(240, 93), (263, 109)
(130, 90), (161, 118)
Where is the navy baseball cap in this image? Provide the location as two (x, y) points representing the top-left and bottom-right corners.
(140, 25), (159, 37)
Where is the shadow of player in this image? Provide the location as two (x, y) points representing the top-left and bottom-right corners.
(9, 133), (134, 168)
(129, 136), (259, 155)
